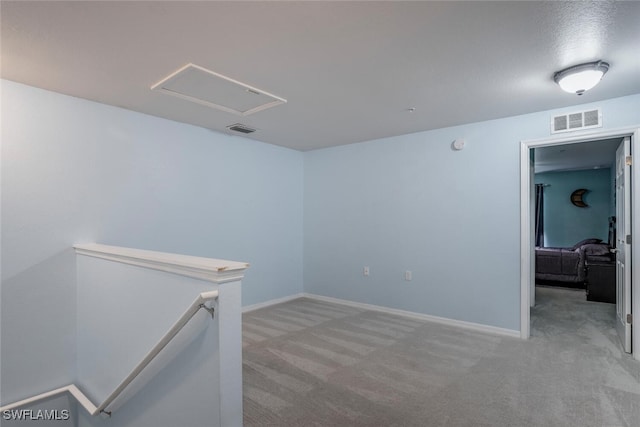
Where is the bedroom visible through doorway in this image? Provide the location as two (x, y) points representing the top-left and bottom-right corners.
(534, 138), (618, 288)
(520, 128), (639, 361)
(533, 138), (621, 351)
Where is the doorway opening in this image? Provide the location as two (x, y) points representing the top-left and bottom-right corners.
(520, 127), (640, 361)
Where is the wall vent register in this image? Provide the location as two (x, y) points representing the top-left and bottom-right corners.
(551, 108), (602, 134)
(227, 123), (256, 134)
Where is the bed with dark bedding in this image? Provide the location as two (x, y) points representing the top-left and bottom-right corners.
(535, 238), (612, 285)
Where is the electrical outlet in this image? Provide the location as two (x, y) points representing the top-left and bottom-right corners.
(404, 270), (412, 281)
(363, 266), (370, 277)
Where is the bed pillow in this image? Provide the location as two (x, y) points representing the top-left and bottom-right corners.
(571, 238), (602, 250)
(583, 243), (611, 256)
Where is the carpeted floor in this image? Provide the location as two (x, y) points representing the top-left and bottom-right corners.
(242, 287), (640, 426)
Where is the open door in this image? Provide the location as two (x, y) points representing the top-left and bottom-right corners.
(615, 136), (632, 353)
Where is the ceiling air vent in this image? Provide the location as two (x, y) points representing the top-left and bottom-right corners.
(151, 63), (287, 116)
(551, 108), (602, 134)
(227, 123), (256, 134)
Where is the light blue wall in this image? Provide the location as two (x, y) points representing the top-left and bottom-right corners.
(1, 80), (303, 305)
(535, 168), (612, 248)
(1, 80), (303, 418)
(304, 93), (640, 331)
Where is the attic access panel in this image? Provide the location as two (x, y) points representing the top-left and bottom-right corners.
(151, 63), (286, 116)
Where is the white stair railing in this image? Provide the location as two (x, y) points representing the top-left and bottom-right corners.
(0, 290), (219, 417)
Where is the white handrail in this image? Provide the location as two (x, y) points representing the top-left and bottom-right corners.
(96, 289), (219, 415)
(0, 290), (219, 417)
(67, 385), (98, 414)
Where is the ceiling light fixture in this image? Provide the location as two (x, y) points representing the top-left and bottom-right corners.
(554, 60), (609, 95)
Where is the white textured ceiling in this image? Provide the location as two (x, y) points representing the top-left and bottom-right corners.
(534, 138), (621, 173)
(2, 1), (640, 151)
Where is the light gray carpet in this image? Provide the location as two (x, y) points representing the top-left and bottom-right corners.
(242, 288), (640, 426)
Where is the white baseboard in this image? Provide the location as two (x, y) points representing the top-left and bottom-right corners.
(242, 293), (305, 313)
(302, 293), (520, 338)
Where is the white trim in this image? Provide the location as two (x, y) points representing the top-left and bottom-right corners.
(520, 126), (640, 360)
(0, 384), (98, 416)
(302, 293), (520, 338)
(520, 141), (532, 339)
(74, 243), (249, 283)
(243, 293), (305, 313)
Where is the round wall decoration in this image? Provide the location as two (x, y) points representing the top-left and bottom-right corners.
(570, 189), (589, 208)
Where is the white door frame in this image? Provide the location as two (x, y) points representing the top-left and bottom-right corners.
(520, 126), (640, 361)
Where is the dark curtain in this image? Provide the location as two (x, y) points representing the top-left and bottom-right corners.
(534, 184), (545, 247)
(608, 216), (616, 248)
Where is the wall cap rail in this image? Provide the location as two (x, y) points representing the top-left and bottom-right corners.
(74, 243), (249, 283)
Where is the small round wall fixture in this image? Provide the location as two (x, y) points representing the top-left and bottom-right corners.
(554, 60), (609, 95)
(570, 188), (589, 208)
(452, 138), (465, 151)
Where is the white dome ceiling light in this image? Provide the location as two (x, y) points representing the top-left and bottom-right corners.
(554, 61), (610, 95)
